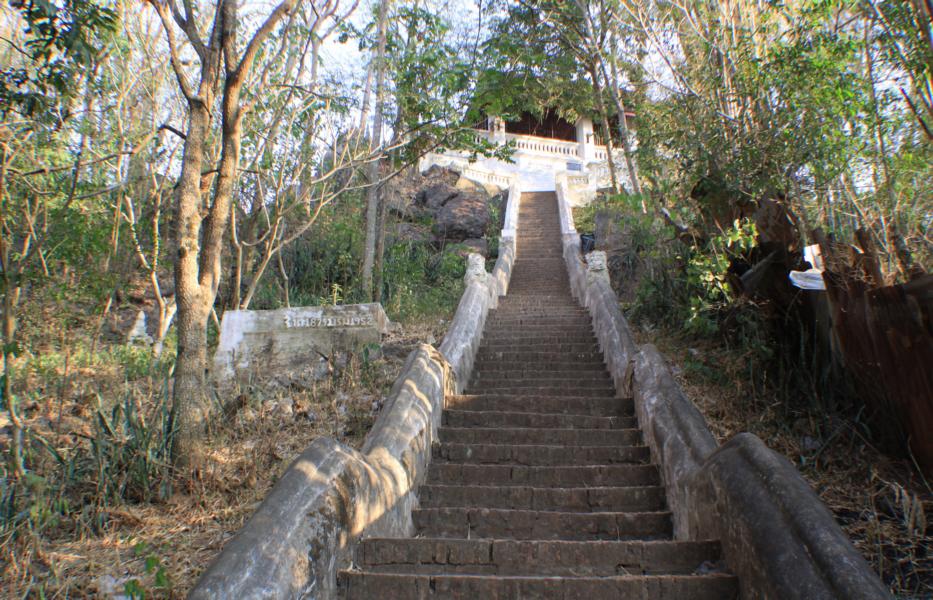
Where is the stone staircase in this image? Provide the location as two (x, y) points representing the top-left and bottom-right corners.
(339, 192), (738, 598)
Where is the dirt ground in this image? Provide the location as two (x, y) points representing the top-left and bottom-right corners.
(0, 322), (444, 599)
(634, 324), (932, 598)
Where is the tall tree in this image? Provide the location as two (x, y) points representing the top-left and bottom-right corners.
(361, 0), (392, 301)
(146, 0), (300, 469)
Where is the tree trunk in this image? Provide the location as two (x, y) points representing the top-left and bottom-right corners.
(602, 38), (643, 198)
(361, 0), (391, 301)
(171, 101), (215, 468)
(588, 62), (620, 193)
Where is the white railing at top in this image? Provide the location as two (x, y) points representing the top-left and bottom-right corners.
(462, 166), (513, 187)
(504, 132), (580, 158)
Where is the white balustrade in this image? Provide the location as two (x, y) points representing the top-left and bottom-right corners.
(422, 128), (620, 205)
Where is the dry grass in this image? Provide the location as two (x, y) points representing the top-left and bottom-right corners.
(633, 324), (932, 598)
(0, 319), (445, 599)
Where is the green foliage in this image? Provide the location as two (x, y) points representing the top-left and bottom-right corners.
(684, 219), (757, 335)
(251, 189), (466, 323)
(1, 0), (118, 116)
(474, 1), (595, 124)
(1, 380), (174, 539)
(123, 541), (172, 599)
(382, 241), (465, 321)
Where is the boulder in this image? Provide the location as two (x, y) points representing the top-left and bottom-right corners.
(455, 175), (504, 197)
(433, 192), (490, 242)
(416, 182), (459, 212)
(422, 165), (460, 187)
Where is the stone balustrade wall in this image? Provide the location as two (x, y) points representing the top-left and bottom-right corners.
(188, 185), (521, 600)
(555, 183), (891, 600)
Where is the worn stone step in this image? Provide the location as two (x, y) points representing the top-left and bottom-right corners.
(470, 378), (615, 391)
(478, 341), (600, 352)
(418, 484), (665, 512)
(481, 333), (598, 343)
(468, 386), (616, 397)
(469, 377), (615, 388)
(413, 507), (673, 540)
(480, 318), (590, 326)
(446, 394), (633, 415)
(493, 302), (582, 310)
(471, 373), (613, 385)
(484, 319), (592, 328)
(441, 410), (632, 429)
(438, 427), (641, 446)
(473, 358), (606, 378)
(358, 538), (725, 576)
(482, 330), (596, 340)
(470, 363), (609, 374)
(339, 572), (739, 599)
(476, 346), (602, 356)
(475, 351), (604, 363)
(427, 463), (660, 487)
(488, 307), (586, 315)
(433, 443), (649, 466)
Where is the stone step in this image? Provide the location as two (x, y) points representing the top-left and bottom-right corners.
(477, 341), (600, 352)
(433, 443), (649, 466)
(412, 507), (673, 540)
(485, 321), (593, 332)
(339, 572), (739, 599)
(468, 386), (616, 397)
(438, 427), (641, 446)
(441, 410), (632, 429)
(418, 484), (665, 512)
(482, 313), (589, 322)
(493, 297), (580, 304)
(475, 350), (605, 363)
(427, 463), (660, 487)
(469, 378), (615, 391)
(357, 538), (725, 576)
(484, 318), (592, 327)
(481, 332), (598, 343)
(446, 394), (633, 415)
(473, 357), (606, 377)
(470, 363), (609, 374)
(473, 368), (612, 378)
(469, 375), (614, 387)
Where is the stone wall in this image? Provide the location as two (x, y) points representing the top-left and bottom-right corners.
(188, 187), (520, 600)
(555, 181), (891, 600)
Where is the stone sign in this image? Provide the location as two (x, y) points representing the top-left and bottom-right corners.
(213, 303), (390, 380)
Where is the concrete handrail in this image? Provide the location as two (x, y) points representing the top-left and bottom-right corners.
(440, 181), (519, 391)
(190, 188), (519, 598)
(500, 180), (520, 242)
(555, 183), (891, 599)
(189, 345), (450, 599)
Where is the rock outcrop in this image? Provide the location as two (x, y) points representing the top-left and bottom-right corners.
(387, 166), (503, 253)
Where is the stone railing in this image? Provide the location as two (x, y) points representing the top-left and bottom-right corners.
(461, 165), (513, 188)
(504, 132), (580, 158)
(555, 182), (891, 600)
(189, 185), (521, 600)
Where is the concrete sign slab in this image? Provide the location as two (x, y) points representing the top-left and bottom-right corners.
(213, 303), (390, 380)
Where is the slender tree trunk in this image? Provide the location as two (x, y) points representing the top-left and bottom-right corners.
(362, 0), (391, 301)
(588, 62), (620, 193)
(0, 148), (25, 478)
(358, 56), (374, 140)
(601, 50), (643, 197)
